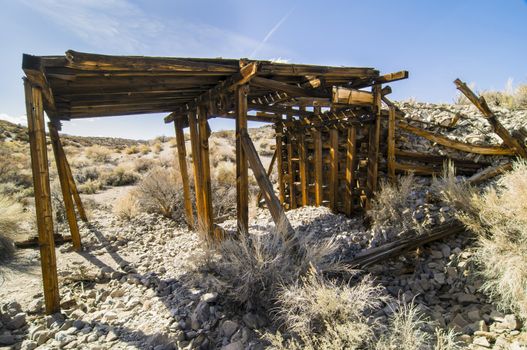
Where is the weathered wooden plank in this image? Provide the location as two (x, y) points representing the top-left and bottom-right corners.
(313, 106), (323, 206)
(366, 85), (382, 198)
(454, 78), (527, 158)
(332, 86), (374, 105)
(256, 149), (277, 206)
(275, 122), (286, 205)
(251, 76), (329, 98)
(344, 126), (357, 216)
(236, 85), (249, 234)
(174, 119), (194, 230)
(286, 109), (297, 209)
(48, 123), (81, 251)
(467, 162), (513, 185)
(59, 144), (87, 222)
(298, 107), (308, 206)
(329, 128), (339, 211)
(24, 79), (61, 315)
(198, 105), (213, 237)
(240, 129), (295, 240)
(188, 110), (204, 229)
(387, 105), (396, 182)
(397, 120), (515, 155)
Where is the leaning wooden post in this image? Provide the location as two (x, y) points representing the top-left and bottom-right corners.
(188, 110), (204, 229)
(236, 84), (249, 235)
(344, 126), (357, 216)
(367, 85), (382, 200)
(174, 118), (194, 230)
(387, 105), (397, 183)
(313, 106), (323, 206)
(329, 127), (339, 212)
(198, 105), (213, 237)
(24, 79), (60, 314)
(454, 78), (527, 159)
(240, 129), (295, 240)
(48, 122), (81, 251)
(59, 145), (87, 222)
(275, 121), (285, 205)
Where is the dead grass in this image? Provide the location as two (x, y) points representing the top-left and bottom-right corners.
(135, 166), (181, 218)
(455, 83), (527, 109)
(102, 166), (139, 187)
(367, 175), (421, 243)
(113, 190), (139, 220)
(0, 194), (27, 264)
(84, 145), (112, 163)
(435, 161), (527, 320)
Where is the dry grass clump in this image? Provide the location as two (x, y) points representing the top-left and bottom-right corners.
(84, 145), (112, 163)
(133, 158), (156, 173)
(124, 145), (140, 155)
(367, 175), (421, 243)
(139, 144), (151, 155)
(0, 194), (27, 264)
(113, 190), (139, 220)
(436, 161), (527, 320)
(455, 83), (527, 109)
(135, 166), (182, 218)
(210, 225), (347, 309)
(102, 166), (139, 187)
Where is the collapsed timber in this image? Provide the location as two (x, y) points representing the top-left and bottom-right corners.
(21, 50), (525, 315)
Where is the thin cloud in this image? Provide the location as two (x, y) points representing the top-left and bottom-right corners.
(250, 6), (295, 58)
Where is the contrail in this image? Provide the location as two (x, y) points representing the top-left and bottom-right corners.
(250, 6), (295, 58)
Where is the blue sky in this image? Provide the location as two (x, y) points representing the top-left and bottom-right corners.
(1, 0), (526, 139)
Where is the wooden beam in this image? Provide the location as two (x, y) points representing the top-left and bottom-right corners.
(454, 78), (527, 158)
(22, 54), (58, 118)
(188, 110), (204, 230)
(467, 162), (513, 185)
(240, 129), (295, 240)
(329, 128), (339, 211)
(174, 119), (194, 230)
(275, 122), (286, 205)
(397, 120), (515, 155)
(298, 107), (308, 206)
(387, 105), (396, 183)
(59, 144), (87, 222)
(48, 123), (81, 251)
(366, 85), (382, 198)
(24, 79), (60, 315)
(332, 86), (374, 105)
(344, 126), (357, 216)
(251, 76), (329, 98)
(198, 105), (213, 237)
(286, 109), (296, 209)
(236, 85), (249, 234)
(313, 106), (323, 206)
(256, 149), (277, 206)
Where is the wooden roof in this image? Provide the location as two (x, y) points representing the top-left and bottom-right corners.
(22, 50), (382, 120)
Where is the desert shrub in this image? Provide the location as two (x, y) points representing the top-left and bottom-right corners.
(210, 224), (348, 309)
(515, 85), (527, 108)
(0, 194), (26, 264)
(436, 161), (527, 320)
(78, 179), (104, 194)
(133, 158), (156, 173)
(151, 142), (163, 154)
(124, 145), (140, 155)
(139, 144), (151, 155)
(51, 181), (66, 224)
(74, 166), (100, 184)
(84, 145), (112, 163)
(102, 166), (139, 187)
(135, 167), (181, 218)
(367, 175), (421, 244)
(113, 190), (139, 220)
(456, 84), (527, 109)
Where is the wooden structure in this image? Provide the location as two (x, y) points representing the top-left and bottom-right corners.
(23, 50), (524, 315)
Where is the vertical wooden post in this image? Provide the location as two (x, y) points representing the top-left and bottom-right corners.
(367, 85), (382, 200)
(298, 133), (308, 207)
(174, 119), (194, 230)
(275, 121), (285, 205)
(59, 145), (87, 222)
(329, 128), (339, 212)
(236, 85), (249, 234)
(286, 108), (296, 209)
(24, 79), (60, 314)
(198, 105), (213, 236)
(344, 126), (357, 216)
(387, 105), (396, 183)
(48, 123), (81, 251)
(313, 106), (323, 206)
(188, 110), (204, 229)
